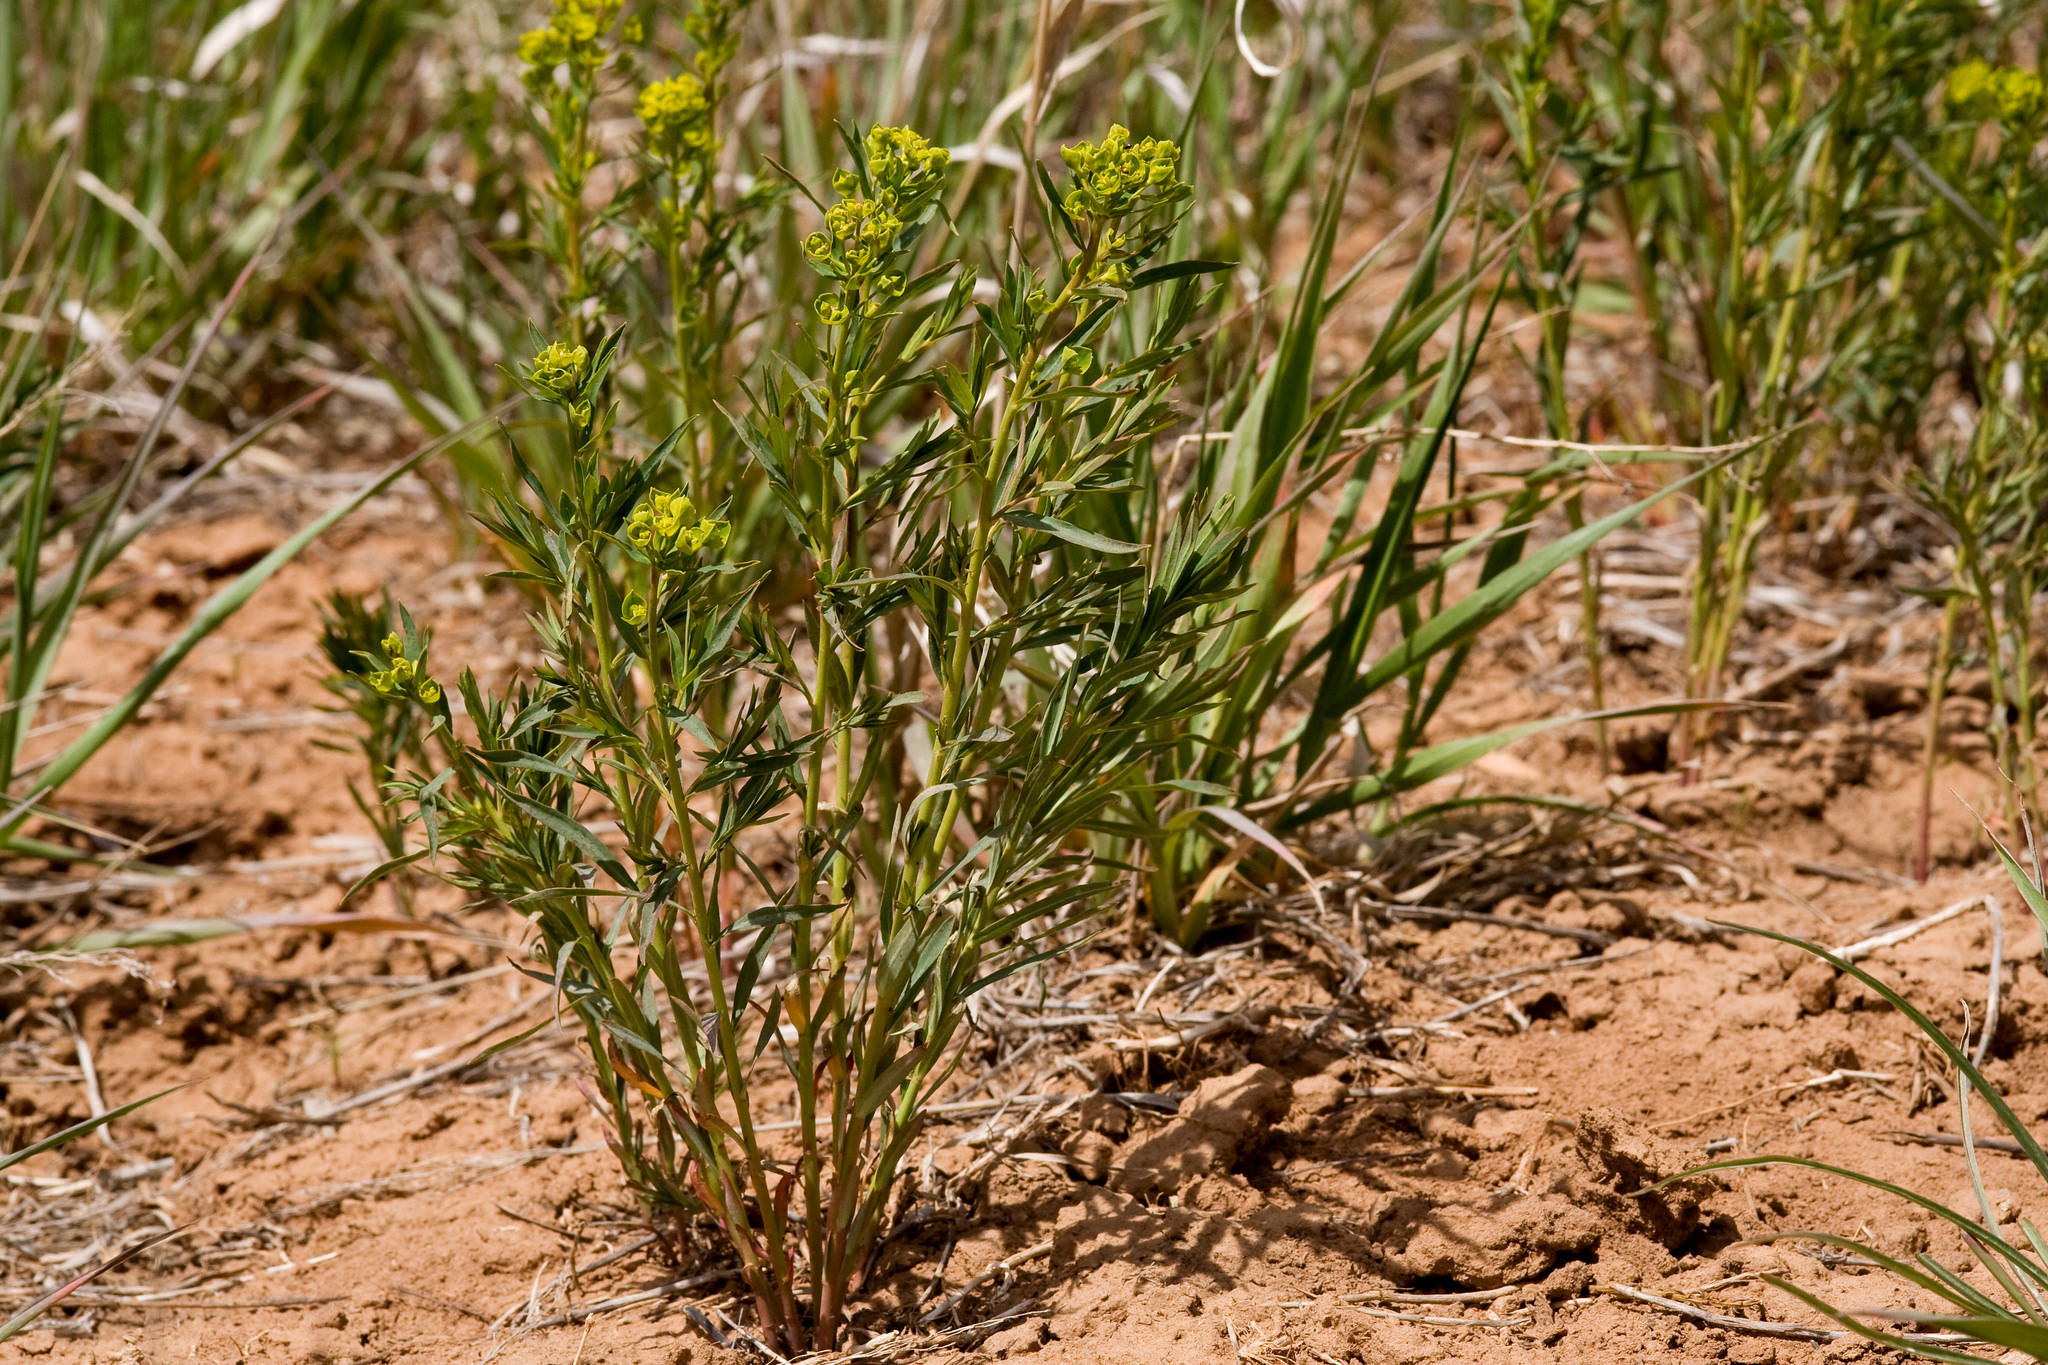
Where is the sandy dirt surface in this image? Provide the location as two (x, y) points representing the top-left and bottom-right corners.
(0, 459), (2030, 1365)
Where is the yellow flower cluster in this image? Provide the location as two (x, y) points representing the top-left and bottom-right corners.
(366, 634), (442, 706)
(527, 341), (588, 402)
(518, 0), (619, 89)
(1059, 125), (1186, 222)
(802, 126), (949, 323)
(627, 491), (730, 562)
(810, 199), (904, 279)
(864, 125), (952, 196)
(1950, 59), (2046, 129)
(638, 73), (713, 162)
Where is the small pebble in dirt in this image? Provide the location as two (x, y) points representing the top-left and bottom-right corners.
(1076, 1093), (1129, 1139)
(1945, 1184), (2022, 1224)
(1719, 1244), (1787, 1276)
(1539, 1262), (1593, 1300)
(1420, 1148), (1469, 1180)
(409, 1109), (458, 1141)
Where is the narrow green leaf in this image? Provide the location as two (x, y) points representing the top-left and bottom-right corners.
(6, 406), (515, 834)
(1130, 259), (1234, 288)
(0, 1085), (181, 1174)
(508, 794), (638, 891)
(1340, 455), (1729, 713)
(1002, 511), (1141, 553)
(0, 1224), (189, 1343)
(1285, 701), (1723, 827)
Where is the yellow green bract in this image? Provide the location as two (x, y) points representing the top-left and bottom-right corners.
(801, 126), (948, 322)
(517, 0), (619, 89)
(864, 125), (951, 195)
(682, 0), (744, 78)
(527, 341), (588, 401)
(365, 634), (441, 706)
(1949, 59), (2046, 129)
(627, 490), (729, 562)
(1059, 125), (1187, 222)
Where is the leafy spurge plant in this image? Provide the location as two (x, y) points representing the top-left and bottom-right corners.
(377, 122), (1250, 1352)
(315, 595), (452, 910)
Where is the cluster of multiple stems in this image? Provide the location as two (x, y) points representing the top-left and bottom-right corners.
(363, 115), (1243, 1351)
(1913, 55), (2048, 868)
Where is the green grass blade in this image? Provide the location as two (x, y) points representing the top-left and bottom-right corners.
(5, 405), (512, 835)
(1723, 924), (2048, 1192)
(1898, 1314), (2048, 1356)
(1766, 1276), (2018, 1365)
(1337, 452), (1729, 716)
(0, 1085), (181, 1175)
(1282, 700), (1719, 828)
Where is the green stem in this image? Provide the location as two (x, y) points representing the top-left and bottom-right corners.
(1917, 596), (1959, 883)
(910, 228), (1102, 897)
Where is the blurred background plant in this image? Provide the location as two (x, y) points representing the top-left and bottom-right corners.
(3, 0), (518, 444)
(11, 0), (2047, 887)
(11, 0), (2048, 1348)
(0, 195), (482, 864)
(1448, 0), (2046, 882)
(1503, 0), (1975, 755)
(1907, 52), (2048, 871)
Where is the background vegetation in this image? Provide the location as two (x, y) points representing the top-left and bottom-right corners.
(8, 0), (2048, 1354)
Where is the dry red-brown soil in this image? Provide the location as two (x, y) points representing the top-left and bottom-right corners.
(0, 423), (2036, 1365)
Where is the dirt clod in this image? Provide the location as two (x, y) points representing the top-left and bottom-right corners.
(1066, 1130), (1118, 1184)
(983, 1319), (1048, 1356)
(1572, 1107), (1710, 1249)
(1788, 961), (1838, 1014)
(1110, 1064), (1290, 1194)
(1287, 1073), (1346, 1119)
(1376, 1192), (1603, 1287)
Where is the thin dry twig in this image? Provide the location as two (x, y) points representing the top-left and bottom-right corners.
(1976, 895), (2003, 1069)
(1830, 895), (1985, 962)
(1279, 1287), (1518, 1309)
(919, 1238), (1052, 1325)
(1349, 1305), (1530, 1329)
(1653, 1070), (1897, 1133)
(1380, 902), (1615, 948)
(392, 1283), (493, 1322)
(1105, 1003), (1273, 1054)
(516, 1270), (729, 1330)
(1596, 1282), (1839, 1342)
(1882, 1130), (2025, 1156)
